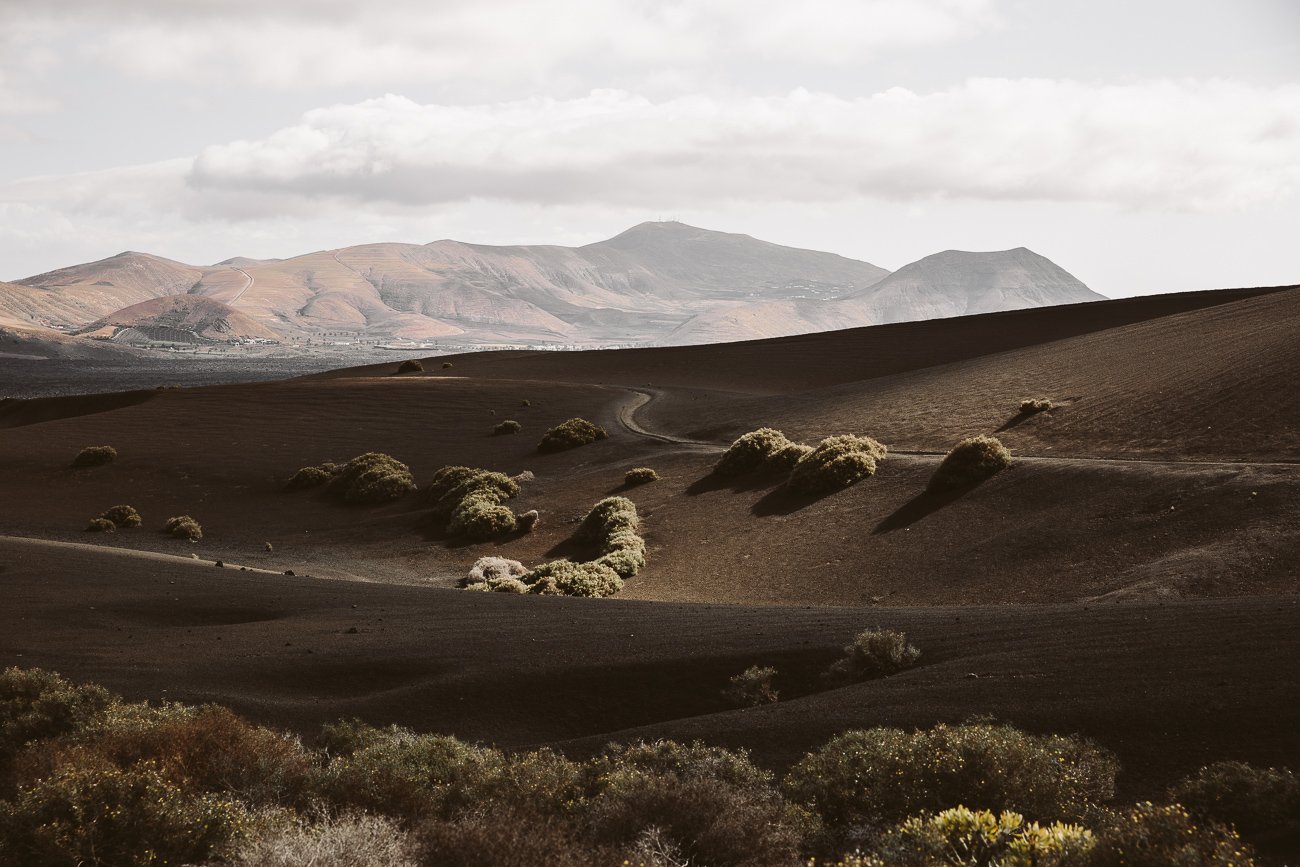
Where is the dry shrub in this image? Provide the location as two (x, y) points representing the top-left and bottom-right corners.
(784, 722), (1119, 833)
(328, 453), (417, 504)
(396, 359), (424, 374)
(576, 495), (647, 578)
(1, 668), (114, 769)
(873, 805), (1095, 867)
(100, 504), (142, 528)
(441, 361), (453, 369)
(0, 759), (248, 867)
(72, 445), (116, 468)
(787, 435), (887, 495)
(226, 812), (418, 867)
(1167, 761), (1300, 842)
(163, 515), (202, 541)
(722, 666), (779, 708)
(287, 464), (336, 490)
(415, 806), (611, 867)
(822, 627), (920, 685)
(928, 435), (1013, 492)
(1020, 397), (1055, 414)
(463, 556), (527, 587)
(714, 428), (806, 478)
(424, 467), (521, 542)
(625, 467), (660, 485)
(524, 560), (624, 598)
(492, 419), (522, 436)
(448, 491), (517, 541)
(537, 417), (608, 453)
(1084, 802), (1254, 866)
(85, 517), (116, 533)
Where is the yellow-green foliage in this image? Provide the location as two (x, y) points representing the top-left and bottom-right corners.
(0, 668), (113, 764)
(784, 722), (1119, 830)
(525, 560), (624, 598)
(624, 466), (660, 485)
(723, 666), (779, 707)
(822, 627), (920, 684)
(1167, 761), (1300, 841)
(714, 427), (808, 477)
(876, 806), (1095, 866)
(787, 435), (887, 495)
(577, 496), (647, 578)
(1020, 397), (1054, 414)
(286, 463), (336, 490)
(328, 453), (417, 504)
(0, 760), (249, 867)
(163, 515), (203, 541)
(99, 504), (142, 529)
(537, 417), (608, 454)
(929, 435), (1013, 491)
(1086, 802), (1255, 866)
(492, 419), (522, 436)
(424, 466), (521, 542)
(85, 517), (116, 533)
(72, 446), (116, 468)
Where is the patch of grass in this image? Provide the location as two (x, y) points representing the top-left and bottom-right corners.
(787, 435), (887, 495)
(1168, 761), (1300, 842)
(395, 359), (424, 374)
(714, 428), (807, 478)
(72, 446), (116, 468)
(784, 721), (1119, 832)
(492, 419), (522, 436)
(624, 467), (659, 486)
(822, 627), (920, 685)
(99, 505), (142, 529)
(538, 417), (608, 454)
(723, 666), (779, 708)
(928, 435), (1012, 492)
(327, 453), (417, 505)
(85, 517), (116, 533)
(162, 515), (202, 541)
(1020, 397), (1055, 414)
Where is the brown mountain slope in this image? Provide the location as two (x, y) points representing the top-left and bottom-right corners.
(75, 294), (281, 343)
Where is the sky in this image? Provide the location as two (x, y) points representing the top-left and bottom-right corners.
(1, 0), (1298, 297)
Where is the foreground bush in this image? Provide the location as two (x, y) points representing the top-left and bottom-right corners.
(872, 806), (1095, 866)
(714, 428), (808, 478)
(1168, 760), (1300, 841)
(537, 417), (608, 453)
(1085, 802), (1255, 866)
(423, 466), (521, 542)
(492, 419), (522, 436)
(227, 812), (417, 867)
(525, 559), (624, 597)
(1, 668), (113, 766)
(784, 722), (1119, 832)
(928, 435), (1013, 491)
(822, 627), (920, 685)
(99, 504), (142, 529)
(395, 359), (424, 374)
(787, 435), (887, 495)
(1020, 397), (1054, 414)
(723, 666), (779, 707)
(163, 515), (202, 541)
(327, 453), (417, 504)
(625, 466), (660, 485)
(72, 445), (116, 468)
(0, 760), (248, 867)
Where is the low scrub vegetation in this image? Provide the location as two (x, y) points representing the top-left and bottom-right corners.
(714, 427), (809, 478)
(328, 453), (417, 505)
(423, 466), (521, 542)
(537, 417), (608, 453)
(286, 463), (337, 490)
(85, 517), (117, 533)
(0, 668), (1258, 867)
(395, 359), (424, 374)
(492, 419), (521, 436)
(72, 445), (116, 468)
(787, 435), (887, 495)
(823, 627), (921, 685)
(1168, 760), (1300, 844)
(163, 515), (203, 541)
(625, 466), (659, 486)
(1020, 397), (1055, 414)
(928, 434), (1013, 492)
(94, 504), (141, 529)
(722, 666), (779, 707)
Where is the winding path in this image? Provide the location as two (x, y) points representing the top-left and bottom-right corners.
(228, 268), (254, 304)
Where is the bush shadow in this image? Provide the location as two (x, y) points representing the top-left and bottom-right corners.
(994, 411), (1038, 433)
(873, 482), (981, 533)
(686, 469), (785, 497)
(749, 484), (836, 517)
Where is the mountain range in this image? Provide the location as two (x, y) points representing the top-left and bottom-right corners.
(0, 221), (1103, 351)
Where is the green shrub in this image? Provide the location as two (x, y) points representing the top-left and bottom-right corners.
(327, 453), (416, 504)
(784, 722), (1119, 832)
(85, 517), (116, 533)
(396, 359), (424, 374)
(723, 666), (779, 707)
(1084, 802), (1254, 866)
(577, 496), (647, 578)
(72, 446), (116, 468)
(714, 428), (805, 478)
(625, 467), (660, 485)
(1020, 398), (1054, 414)
(537, 417), (608, 453)
(525, 560), (624, 598)
(226, 812), (418, 867)
(163, 515), (202, 541)
(1168, 761), (1300, 840)
(100, 504), (142, 529)
(448, 491), (518, 541)
(1, 668), (114, 765)
(493, 419), (522, 436)
(0, 760), (248, 867)
(787, 435), (887, 495)
(424, 466), (521, 542)
(286, 464), (336, 490)
(822, 627), (920, 685)
(873, 806), (1095, 867)
(928, 435), (1013, 491)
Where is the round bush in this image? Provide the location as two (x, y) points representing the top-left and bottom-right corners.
(328, 453), (417, 504)
(787, 435), (887, 495)
(441, 361), (454, 369)
(163, 515), (203, 541)
(538, 418), (608, 454)
(493, 419), (522, 436)
(100, 505), (142, 529)
(72, 446), (117, 468)
(1020, 397), (1054, 414)
(822, 627), (920, 685)
(1086, 802), (1255, 866)
(723, 666), (779, 708)
(1, 667), (115, 760)
(624, 467), (659, 486)
(85, 517), (116, 533)
(525, 560), (624, 598)
(714, 428), (801, 478)
(396, 359), (424, 374)
(464, 557), (528, 588)
(1168, 761), (1300, 840)
(448, 492), (518, 542)
(928, 435), (1013, 492)
(286, 464), (335, 490)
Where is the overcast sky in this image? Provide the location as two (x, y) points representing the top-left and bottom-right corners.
(1, 0), (1298, 296)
